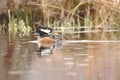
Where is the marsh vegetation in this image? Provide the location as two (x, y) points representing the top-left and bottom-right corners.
(0, 1), (120, 80)
(0, 0), (120, 39)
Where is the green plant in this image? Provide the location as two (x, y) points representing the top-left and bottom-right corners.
(8, 10), (18, 35)
(17, 20), (31, 37)
(6, 0), (120, 39)
(0, 24), (6, 34)
(8, 10), (31, 38)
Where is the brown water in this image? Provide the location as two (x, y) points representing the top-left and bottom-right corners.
(0, 34), (120, 80)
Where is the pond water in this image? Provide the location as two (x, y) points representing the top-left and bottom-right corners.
(0, 34), (120, 80)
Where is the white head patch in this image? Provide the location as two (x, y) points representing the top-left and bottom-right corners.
(40, 29), (51, 33)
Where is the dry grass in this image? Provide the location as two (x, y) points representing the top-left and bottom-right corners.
(4, 0), (120, 27)
(1, 0), (120, 39)
(39, 0), (120, 26)
(34, 0), (120, 39)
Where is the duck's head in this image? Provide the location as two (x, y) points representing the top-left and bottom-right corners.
(36, 26), (53, 36)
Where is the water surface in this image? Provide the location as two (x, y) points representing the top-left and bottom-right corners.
(0, 34), (120, 80)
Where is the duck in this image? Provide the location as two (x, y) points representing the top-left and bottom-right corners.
(30, 25), (63, 56)
(32, 25), (62, 47)
(33, 26), (54, 47)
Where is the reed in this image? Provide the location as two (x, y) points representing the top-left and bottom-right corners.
(8, 10), (31, 38)
(1, 0), (120, 39)
(0, 24), (6, 34)
(38, 0), (120, 39)
(38, 0), (120, 26)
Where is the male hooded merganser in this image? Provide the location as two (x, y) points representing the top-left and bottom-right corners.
(32, 26), (54, 47)
(30, 25), (62, 56)
(33, 25), (62, 46)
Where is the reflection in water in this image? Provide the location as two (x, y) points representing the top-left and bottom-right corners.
(37, 43), (55, 57)
(0, 34), (120, 80)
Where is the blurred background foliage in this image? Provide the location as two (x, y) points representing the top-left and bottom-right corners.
(0, 0), (120, 39)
